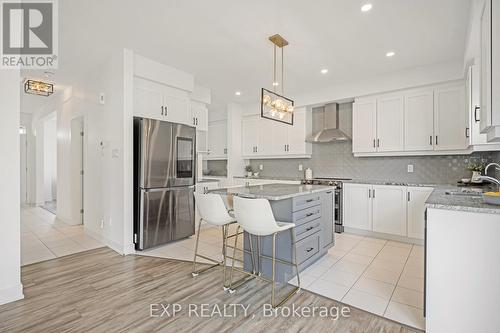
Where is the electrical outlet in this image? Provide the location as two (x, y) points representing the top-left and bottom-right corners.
(407, 164), (414, 173)
(259, 164), (263, 170)
(298, 164), (303, 171)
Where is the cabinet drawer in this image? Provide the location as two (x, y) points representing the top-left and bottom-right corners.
(293, 193), (322, 211)
(296, 232), (320, 264)
(295, 218), (321, 241)
(292, 205), (321, 226)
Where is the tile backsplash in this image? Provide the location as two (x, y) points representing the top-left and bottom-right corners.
(249, 142), (496, 184)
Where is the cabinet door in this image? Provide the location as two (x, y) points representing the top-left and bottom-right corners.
(242, 116), (259, 156)
(372, 185), (407, 236)
(407, 187), (433, 239)
(190, 102), (208, 131)
(353, 100), (377, 153)
(321, 190), (334, 249)
(469, 64), (488, 145)
(287, 109), (307, 155)
(376, 96), (404, 152)
(207, 121), (227, 158)
(343, 184), (372, 231)
(434, 85), (467, 151)
(162, 86), (190, 125)
(196, 130), (207, 153)
(257, 118), (273, 156)
(404, 90), (434, 151)
(480, 0), (492, 133)
(133, 77), (164, 120)
(272, 121), (288, 155)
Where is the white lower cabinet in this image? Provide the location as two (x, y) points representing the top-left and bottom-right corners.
(372, 185), (407, 236)
(407, 187), (434, 239)
(343, 184), (373, 231)
(344, 183), (433, 240)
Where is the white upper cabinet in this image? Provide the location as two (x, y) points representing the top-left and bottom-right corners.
(343, 183), (373, 231)
(353, 82), (468, 156)
(407, 187), (433, 240)
(241, 108), (311, 158)
(404, 90), (434, 151)
(207, 120), (227, 159)
(133, 77), (190, 125)
(190, 101), (208, 131)
(434, 85), (467, 151)
(352, 99), (377, 153)
(372, 185), (407, 236)
(376, 95), (404, 152)
(480, 0), (493, 133)
(196, 130), (208, 153)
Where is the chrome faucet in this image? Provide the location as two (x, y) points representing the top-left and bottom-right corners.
(478, 163), (500, 191)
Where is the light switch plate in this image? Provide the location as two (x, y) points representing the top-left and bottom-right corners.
(298, 164), (303, 171)
(407, 164), (414, 173)
(259, 164), (263, 170)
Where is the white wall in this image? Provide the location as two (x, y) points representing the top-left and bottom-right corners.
(0, 69), (23, 305)
(20, 113), (36, 204)
(43, 115), (57, 202)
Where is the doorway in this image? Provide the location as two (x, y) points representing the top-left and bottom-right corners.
(71, 116), (84, 224)
(41, 115), (57, 214)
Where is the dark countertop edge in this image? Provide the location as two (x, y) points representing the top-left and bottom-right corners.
(209, 184), (334, 201)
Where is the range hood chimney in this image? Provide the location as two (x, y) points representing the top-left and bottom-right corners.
(306, 103), (351, 143)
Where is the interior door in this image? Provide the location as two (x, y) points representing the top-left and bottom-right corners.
(139, 118), (174, 188)
(372, 185), (407, 236)
(404, 90), (434, 151)
(377, 96), (404, 152)
(352, 99), (377, 153)
(138, 187), (194, 250)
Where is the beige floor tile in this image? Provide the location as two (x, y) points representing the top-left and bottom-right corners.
(50, 243), (87, 257)
(342, 252), (374, 265)
(288, 273), (317, 288)
(302, 263), (331, 278)
(352, 277), (395, 300)
(386, 241), (413, 249)
(363, 266), (401, 284)
(397, 275), (424, 293)
(384, 301), (426, 330)
(306, 279), (350, 301)
(391, 286), (424, 309)
(315, 254), (341, 268)
(361, 237), (387, 246)
(342, 289), (389, 316)
(370, 257), (406, 273)
(402, 263), (424, 279)
(21, 247), (56, 266)
(320, 267), (360, 287)
(350, 244), (382, 257)
(409, 245), (424, 259)
(333, 258), (369, 275)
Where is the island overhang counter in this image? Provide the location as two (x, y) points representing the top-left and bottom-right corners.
(209, 183), (335, 282)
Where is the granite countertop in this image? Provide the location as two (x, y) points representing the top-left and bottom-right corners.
(344, 179), (445, 187)
(197, 178), (221, 183)
(209, 183), (334, 201)
(233, 175), (301, 181)
(425, 186), (500, 215)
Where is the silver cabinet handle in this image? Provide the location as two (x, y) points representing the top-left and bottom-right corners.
(435, 136), (438, 145)
(161, 106), (164, 116)
(306, 247), (314, 252)
(430, 136), (432, 145)
(407, 192), (411, 202)
(372, 189), (376, 198)
(377, 139), (380, 147)
(368, 189), (371, 198)
(474, 106), (480, 122)
(373, 139), (376, 148)
(465, 127), (470, 138)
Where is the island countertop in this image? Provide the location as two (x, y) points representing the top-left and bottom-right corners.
(425, 186), (500, 215)
(209, 183), (334, 200)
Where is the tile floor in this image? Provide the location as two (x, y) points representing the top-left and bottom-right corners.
(289, 233), (425, 330)
(138, 226), (425, 330)
(21, 206), (104, 266)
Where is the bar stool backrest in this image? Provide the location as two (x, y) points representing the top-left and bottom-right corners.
(194, 193), (234, 226)
(233, 196), (280, 236)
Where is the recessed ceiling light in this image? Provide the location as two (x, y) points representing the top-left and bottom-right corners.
(361, 3), (372, 12)
(235, 91), (241, 96)
(386, 51), (395, 57)
(320, 69), (329, 74)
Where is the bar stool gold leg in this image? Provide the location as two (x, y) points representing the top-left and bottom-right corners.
(227, 225), (240, 293)
(257, 236), (262, 276)
(248, 234), (256, 275)
(222, 224), (229, 289)
(271, 233), (277, 307)
(292, 229), (301, 290)
(191, 218), (203, 277)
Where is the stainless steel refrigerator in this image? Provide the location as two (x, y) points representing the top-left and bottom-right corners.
(133, 117), (196, 250)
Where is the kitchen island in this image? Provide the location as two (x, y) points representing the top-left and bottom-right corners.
(210, 183), (335, 282)
(424, 188), (500, 333)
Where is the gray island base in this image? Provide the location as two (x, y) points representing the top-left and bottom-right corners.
(210, 184), (335, 282)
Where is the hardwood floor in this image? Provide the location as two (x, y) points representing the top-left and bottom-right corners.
(0, 248), (421, 333)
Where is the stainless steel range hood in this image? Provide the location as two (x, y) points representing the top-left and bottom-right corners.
(306, 103), (351, 143)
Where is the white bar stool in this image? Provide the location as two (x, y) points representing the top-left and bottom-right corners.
(228, 196), (301, 308)
(192, 193), (236, 287)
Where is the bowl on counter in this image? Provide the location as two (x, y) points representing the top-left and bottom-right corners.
(483, 192), (500, 205)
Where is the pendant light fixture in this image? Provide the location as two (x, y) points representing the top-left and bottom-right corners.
(261, 34), (294, 125)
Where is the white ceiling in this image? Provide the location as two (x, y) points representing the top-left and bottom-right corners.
(22, 0), (471, 111)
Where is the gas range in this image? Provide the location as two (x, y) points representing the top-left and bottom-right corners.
(301, 177), (351, 188)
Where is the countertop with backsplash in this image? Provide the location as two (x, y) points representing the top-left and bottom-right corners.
(425, 185), (500, 215)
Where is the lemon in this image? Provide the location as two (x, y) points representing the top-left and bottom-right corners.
(484, 192), (500, 196)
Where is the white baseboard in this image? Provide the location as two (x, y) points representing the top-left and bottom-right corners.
(84, 227), (125, 255)
(343, 227), (424, 246)
(0, 283), (24, 305)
